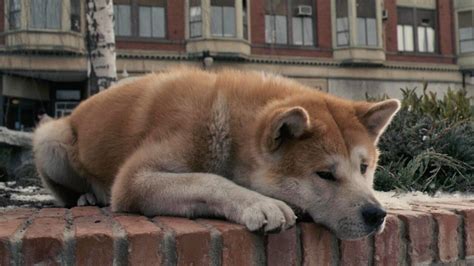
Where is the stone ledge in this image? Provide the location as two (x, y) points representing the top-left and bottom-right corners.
(0, 203), (473, 265)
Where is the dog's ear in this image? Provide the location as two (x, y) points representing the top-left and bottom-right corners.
(263, 106), (311, 152)
(356, 99), (401, 142)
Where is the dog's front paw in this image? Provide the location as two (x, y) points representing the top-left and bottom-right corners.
(240, 198), (296, 232)
(77, 193), (98, 206)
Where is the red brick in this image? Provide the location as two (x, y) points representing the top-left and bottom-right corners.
(430, 210), (460, 263)
(71, 206), (102, 218)
(383, 0), (398, 53)
(22, 217), (66, 265)
(300, 223), (337, 266)
(340, 236), (371, 266)
(200, 219), (259, 266)
(156, 217), (211, 266)
(38, 208), (67, 218)
(266, 227), (299, 266)
(461, 209), (474, 259)
(316, 0), (332, 50)
(437, 0), (455, 56)
(74, 212), (114, 266)
(0, 219), (26, 265)
(0, 208), (36, 220)
(374, 215), (402, 266)
(393, 210), (434, 264)
(410, 202), (474, 259)
(115, 215), (163, 265)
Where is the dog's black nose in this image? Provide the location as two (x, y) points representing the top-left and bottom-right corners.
(361, 205), (386, 228)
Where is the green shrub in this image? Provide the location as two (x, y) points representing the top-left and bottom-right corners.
(372, 86), (474, 193)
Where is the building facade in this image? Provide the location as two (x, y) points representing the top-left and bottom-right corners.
(0, 0), (473, 130)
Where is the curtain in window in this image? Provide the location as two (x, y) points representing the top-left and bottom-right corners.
(336, 0), (349, 46)
(397, 7), (414, 52)
(265, 0), (288, 44)
(211, 0), (235, 37)
(189, 0), (202, 37)
(458, 11), (474, 53)
(114, 5), (131, 36)
(356, 0), (376, 46)
(30, 0), (61, 29)
(139, 6), (165, 38)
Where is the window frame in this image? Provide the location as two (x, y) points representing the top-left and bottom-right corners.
(458, 10), (474, 54)
(356, 0), (377, 47)
(265, 0), (317, 47)
(210, 0), (236, 38)
(396, 7), (437, 54)
(113, 0), (168, 40)
(9, 0), (21, 30)
(189, 0), (202, 38)
(29, 0), (63, 30)
(138, 4), (167, 39)
(70, 0), (81, 32)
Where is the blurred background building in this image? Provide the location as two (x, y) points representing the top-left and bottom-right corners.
(0, 0), (473, 130)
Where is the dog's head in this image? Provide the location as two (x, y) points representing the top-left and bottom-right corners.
(251, 93), (400, 239)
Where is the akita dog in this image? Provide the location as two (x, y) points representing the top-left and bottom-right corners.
(33, 68), (399, 239)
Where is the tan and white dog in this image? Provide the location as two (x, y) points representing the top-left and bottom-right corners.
(33, 68), (400, 239)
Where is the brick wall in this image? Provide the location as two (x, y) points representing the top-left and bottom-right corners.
(1, 202), (473, 265)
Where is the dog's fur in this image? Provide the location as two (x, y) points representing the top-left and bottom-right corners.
(33, 68), (400, 239)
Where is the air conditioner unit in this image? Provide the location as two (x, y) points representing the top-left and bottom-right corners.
(382, 9), (388, 20)
(296, 5), (312, 16)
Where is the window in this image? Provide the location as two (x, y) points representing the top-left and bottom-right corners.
(71, 0), (81, 32)
(356, 0), (377, 46)
(265, 0), (315, 46)
(336, 0), (349, 46)
(189, 0), (202, 38)
(114, 4), (131, 36)
(211, 0), (235, 37)
(458, 11), (474, 53)
(417, 10), (435, 52)
(138, 0), (166, 38)
(292, 0), (314, 46)
(397, 8), (436, 53)
(9, 0), (21, 29)
(30, 0), (62, 29)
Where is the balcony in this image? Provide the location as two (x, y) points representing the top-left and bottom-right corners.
(185, 0), (251, 58)
(4, 0), (85, 54)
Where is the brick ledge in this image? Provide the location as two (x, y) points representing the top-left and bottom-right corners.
(1, 202), (473, 265)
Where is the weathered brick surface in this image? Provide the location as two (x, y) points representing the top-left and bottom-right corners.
(74, 209), (114, 266)
(392, 210), (434, 265)
(267, 227), (299, 266)
(340, 236), (372, 266)
(431, 210), (460, 263)
(0, 208), (34, 266)
(156, 217), (211, 266)
(201, 219), (260, 266)
(22, 216), (66, 265)
(374, 215), (402, 266)
(300, 223), (337, 266)
(1, 202), (473, 265)
(115, 215), (164, 265)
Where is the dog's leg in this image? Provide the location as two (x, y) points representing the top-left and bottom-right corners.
(111, 142), (296, 232)
(33, 118), (91, 207)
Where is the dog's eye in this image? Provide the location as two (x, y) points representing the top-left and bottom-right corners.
(360, 164), (368, 174)
(316, 171), (336, 181)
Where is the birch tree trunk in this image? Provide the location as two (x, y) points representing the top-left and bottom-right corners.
(86, 0), (117, 95)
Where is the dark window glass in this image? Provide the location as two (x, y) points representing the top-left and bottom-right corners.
(71, 0), (81, 32)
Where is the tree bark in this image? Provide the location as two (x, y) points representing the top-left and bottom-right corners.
(86, 0), (117, 95)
